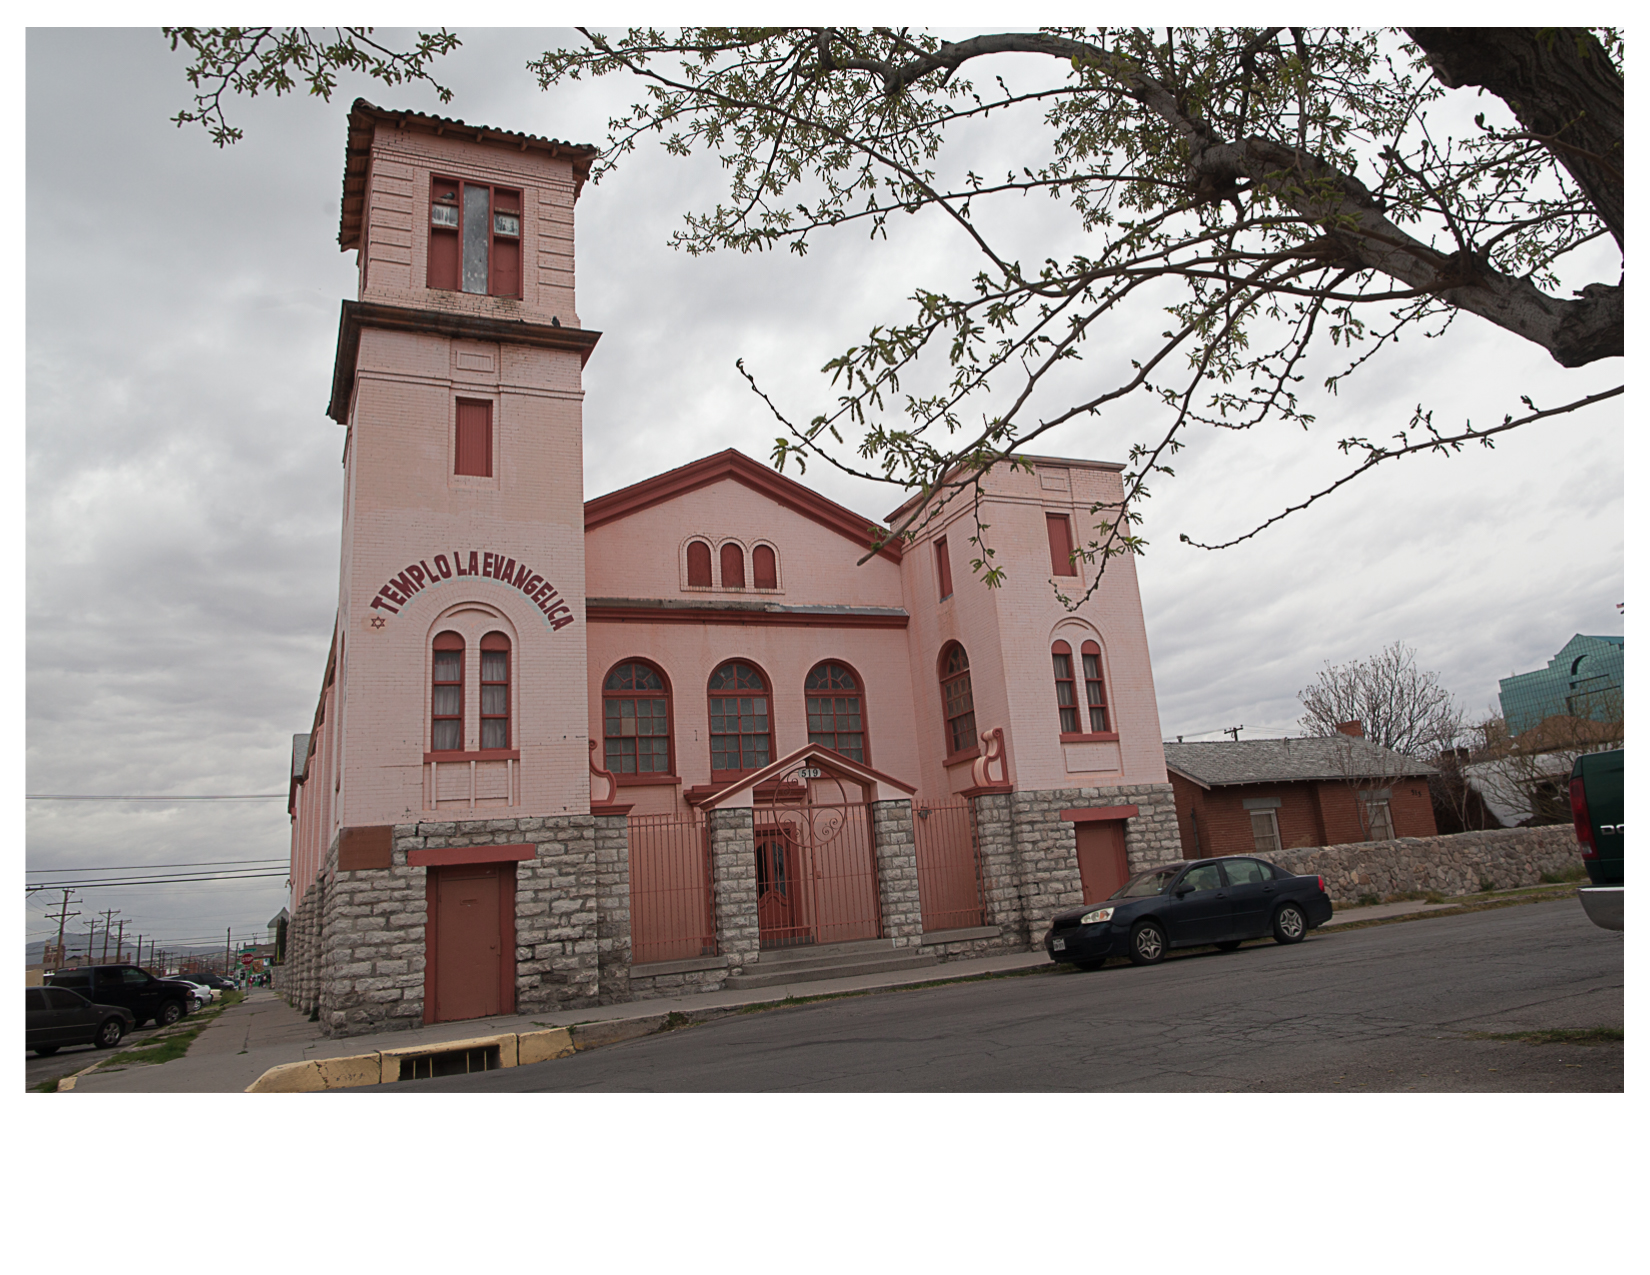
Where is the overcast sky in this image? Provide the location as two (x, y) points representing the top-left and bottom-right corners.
(24, 28), (1624, 954)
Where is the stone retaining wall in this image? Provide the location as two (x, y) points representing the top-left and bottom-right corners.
(1271, 825), (1582, 901)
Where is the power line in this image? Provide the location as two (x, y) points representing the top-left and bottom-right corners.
(28, 858), (287, 873)
(27, 870), (289, 892)
(27, 793), (287, 801)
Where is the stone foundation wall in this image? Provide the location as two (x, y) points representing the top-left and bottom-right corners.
(871, 799), (923, 949)
(1272, 825), (1582, 902)
(320, 837), (422, 1037)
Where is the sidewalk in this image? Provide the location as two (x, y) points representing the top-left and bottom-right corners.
(68, 950), (1055, 1093)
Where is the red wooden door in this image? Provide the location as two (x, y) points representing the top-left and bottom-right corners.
(755, 828), (811, 947)
(426, 864), (514, 1024)
(1075, 821), (1129, 904)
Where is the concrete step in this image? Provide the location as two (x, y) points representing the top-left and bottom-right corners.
(722, 949), (938, 990)
(756, 938), (895, 965)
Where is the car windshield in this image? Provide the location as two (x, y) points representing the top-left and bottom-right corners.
(1112, 867), (1180, 898)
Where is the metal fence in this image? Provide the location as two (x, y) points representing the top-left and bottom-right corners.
(753, 802), (882, 948)
(914, 798), (986, 932)
(628, 812), (717, 965)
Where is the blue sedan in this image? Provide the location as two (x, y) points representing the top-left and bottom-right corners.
(1043, 856), (1334, 969)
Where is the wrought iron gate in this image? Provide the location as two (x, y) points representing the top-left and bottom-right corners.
(754, 765), (882, 948)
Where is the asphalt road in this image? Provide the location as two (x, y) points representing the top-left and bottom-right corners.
(362, 898), (1623, 1093)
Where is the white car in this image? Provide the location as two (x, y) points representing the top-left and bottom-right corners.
(170, 979), (216, 1011)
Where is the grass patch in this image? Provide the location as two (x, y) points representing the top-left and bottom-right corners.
(31, 1078), (60, 1093)
(1468, 1027), (1622, 1046)
(104, 1022), (210, 1066)
(1317, 888), (1578, 934)
(1540, 863), (1589, 884)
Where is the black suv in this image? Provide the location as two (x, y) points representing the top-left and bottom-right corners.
(46, 965), (196, 1028)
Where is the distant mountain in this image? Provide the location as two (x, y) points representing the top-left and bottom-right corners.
(26, 938), (240, 966)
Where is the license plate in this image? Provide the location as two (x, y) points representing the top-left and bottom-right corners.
(1052, 938), (1066, 951)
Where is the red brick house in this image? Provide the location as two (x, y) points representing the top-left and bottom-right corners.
(1163, 732), (1438, 859)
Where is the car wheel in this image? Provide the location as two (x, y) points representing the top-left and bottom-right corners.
(1215, 940), (1242, 951)
(33, 1045), (59, 1056)
(157, 1000), (185, 1027)
(1128, 920), (1167, 966)
(1273, 903), (1307, 945)
(94, 1018), (126, 1049)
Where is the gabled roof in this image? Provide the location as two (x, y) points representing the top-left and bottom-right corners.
(584, 450), (902, 562)
(339, 98), (599, 249)
(1164, 736), (1436, 788)
(693, 743), (916, 810)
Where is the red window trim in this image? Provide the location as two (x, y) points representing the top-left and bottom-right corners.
(942, 744), (982, 768)
(935, 536), (954, 600)
(1052, 639), (1078, 734)
(454, 398), (493, 478)
(615, 773), (681, 788)
(720, 541), (746, 589)
(427, 175), (523, 298)
(804, 658), (871, 767)
(1081, 639), (1110, 733)
(602, 659), (675, 778)
(480, 631), (511, 750)
(686, 540), (713, 588)
(1046, 512), (1078, 576)
(938, 642), (976, 758)
(422, 748), (521, 764)
(753, 543), (778, 590)
(430, 631), (464, 752)
(707, 658), (772, 775)
(1059, 731), (1120, 744)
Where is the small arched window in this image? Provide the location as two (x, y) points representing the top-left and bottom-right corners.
(480, 632), (511, 749)
(686, 540), (713, 587)
(806, 662), (866, 762)
(753, 544), (778, 590)
(709, 661), (770, 774)
(1081, 640), (1109, 733)
(431, 632), (464, 752)
(720, 542), (746, 588)
(939, 643), (976, 756)
(603, 661), (672, 774)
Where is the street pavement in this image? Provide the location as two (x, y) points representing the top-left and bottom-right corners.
(365, 898), (1623, 1092)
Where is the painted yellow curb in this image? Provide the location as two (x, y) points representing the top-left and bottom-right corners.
(246, 1027), (576, 1091)
(518, 1027), (575, 1065)
(246, 1053), (384, 1092)
(378, 1032), (519, 1083)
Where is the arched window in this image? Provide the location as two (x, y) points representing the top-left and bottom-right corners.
(708, 661), (770, 774)
(1080, 640), (1109, 733)
(603, 661), (673, 774)
(480, 632), (511, 749)
(686, 540), (712, 587)
(431, 632), (464, 752)
(720, 542), (746, 588)
(939, 643), (976, 756)
(806, 662), (866, 762)
(753, 544), (778, 590)
(1052, 640), (1079, 733)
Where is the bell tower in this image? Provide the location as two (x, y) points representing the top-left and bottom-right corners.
(327, 99), (601, 826)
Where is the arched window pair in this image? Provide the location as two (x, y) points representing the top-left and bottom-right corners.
(600, 658), (866, 778)
(1052, 639), (1109, 735)
(430, 631), (512, 752)
(686, 540), (778, 590)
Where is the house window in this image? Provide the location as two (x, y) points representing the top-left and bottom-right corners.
(940, 643), (976, 756)
(1250, 809), (1282, 856)
(1081, 640), (1109, 733)
(1046, 513), (1077, 576)
(935, 537), (954, 600)
(686, 540), (713, 587)
(720, 542), (746, 588)
(1052, 641), (1079, 733)
(479, 633), (510, 750)
(1364, 799), (1395, 841)
(753, 544), (778, 590)
(603, 661), (672, 774)
(431, 632), (464, 752)
(709, 662), (771, 774)
(428, 177), (522, 297)
(806, 662), (866, 763)
(455, 399), (492, 477)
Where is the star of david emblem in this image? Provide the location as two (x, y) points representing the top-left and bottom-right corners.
(370, 615), (386, 630)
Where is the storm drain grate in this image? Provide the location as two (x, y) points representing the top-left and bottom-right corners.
(397, 1044), (501, 1081)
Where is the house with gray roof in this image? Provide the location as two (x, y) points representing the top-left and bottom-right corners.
(1163, 724), (1437, 860)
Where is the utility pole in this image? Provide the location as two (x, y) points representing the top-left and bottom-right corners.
(98, 909), (119, 961)
(114, 919), (127, 963)
(132, 934), (143, 969)
(46, 889), (80, 970)
(1223, 725), (1244, 742)
(225, 927), (232, 978)
(85, 920), (99, 965)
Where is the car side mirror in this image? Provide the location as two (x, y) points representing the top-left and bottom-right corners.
(1175, 885), (1193, 897)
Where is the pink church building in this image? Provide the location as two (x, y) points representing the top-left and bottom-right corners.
(281, 101), (1183, 1036)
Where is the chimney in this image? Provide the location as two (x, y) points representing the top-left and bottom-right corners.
(1335, 720), (1364, 737)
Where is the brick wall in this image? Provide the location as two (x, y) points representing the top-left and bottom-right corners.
(1172, 775), (1439, 859)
